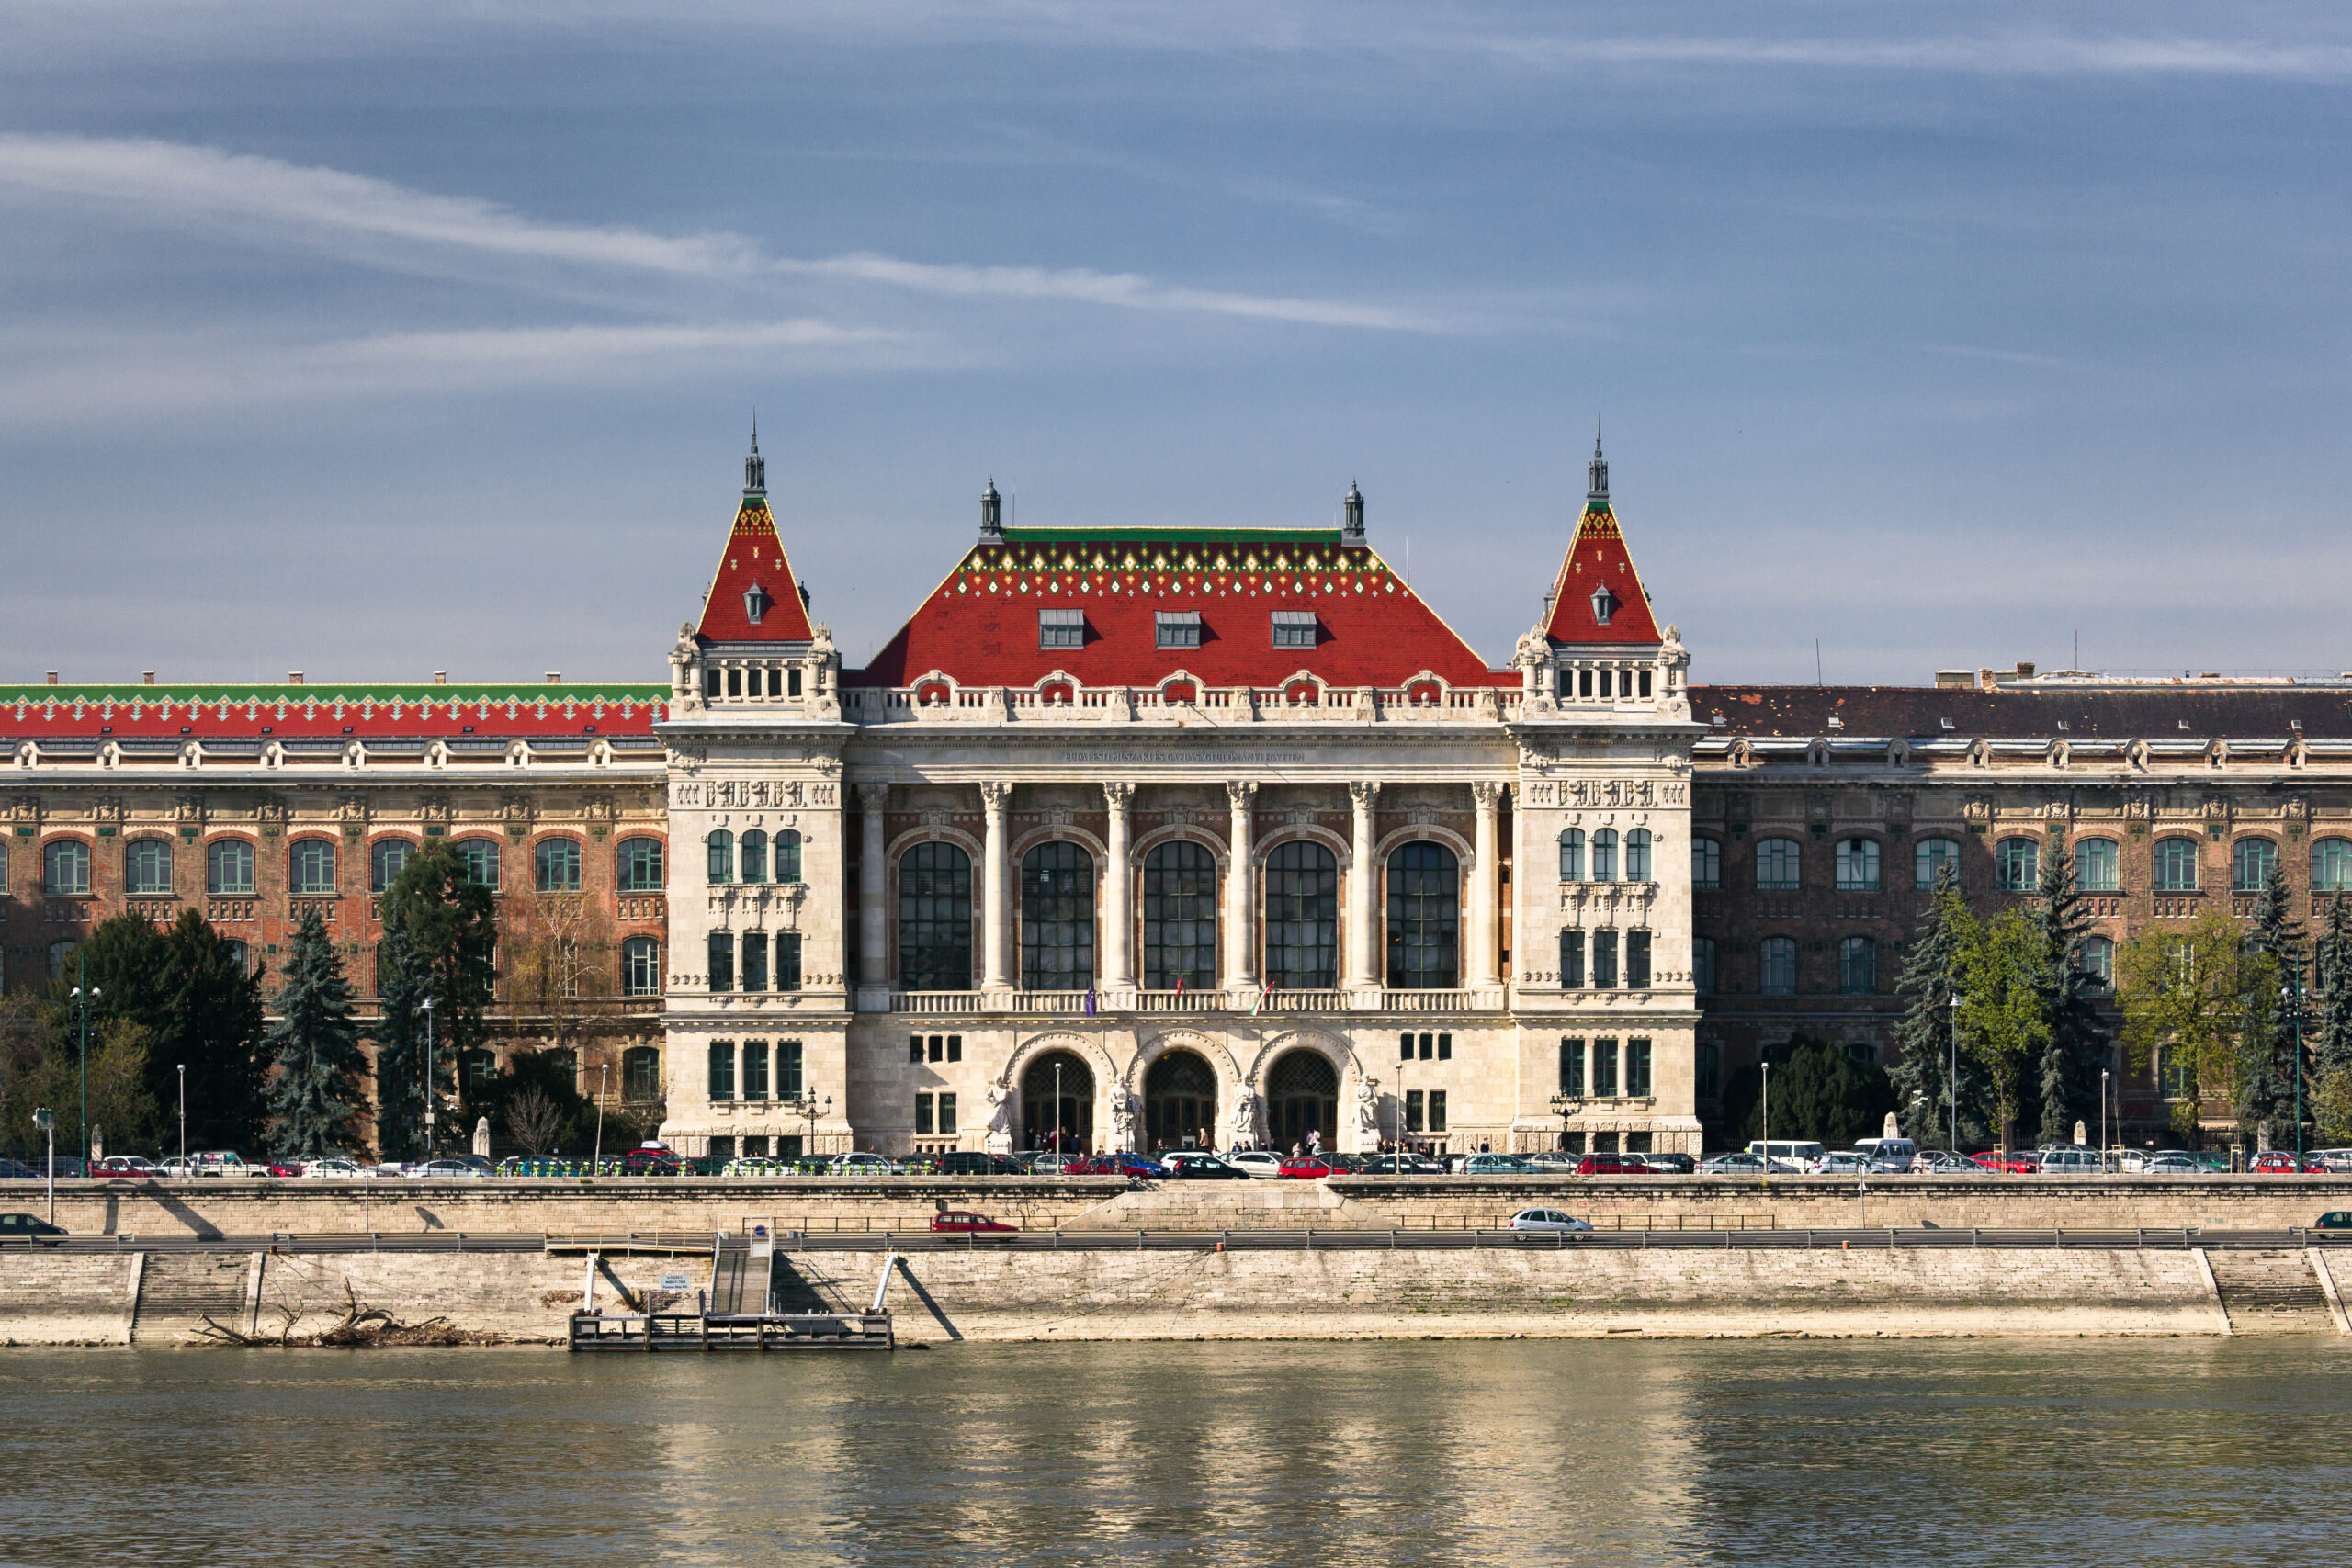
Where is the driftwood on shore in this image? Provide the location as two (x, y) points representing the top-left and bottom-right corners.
(194, 1281), (506, 1348)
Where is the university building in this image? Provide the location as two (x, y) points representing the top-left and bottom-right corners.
(6, 434), (2348, 1153)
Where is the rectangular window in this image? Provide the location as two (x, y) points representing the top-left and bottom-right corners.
(1271, 610), (1318, 649)
(1579, 669), (1594, 698)
(1697, 1043), (1720, 1100)
(1593, 930), (1619, 989)
(929, 1035), (944, 1063)
(938, 1092), (957, 1135)
(1692, 838), (1721, 890)
(1400, 1032), (1415, 1062)
(1406, 1089), (1425, 1133)
(1692, 937), (1716, 995)
(1638, 669), (1653, 697)
(1437, 1032), (1452, 1061)
(705, 668), (722, 698)
(778, 1040), (804, 1099)
(741, 931), (768, 992)
(788, 666), (804, 697)
(1427, 1089), (1447, 1133)
(707, 1040), (735, 1101)
(775, 932), (803, 992)
(946, 1034), (962, 1063)
(2076, 838), (2120, 892)
(707, 932), (734, 992)
(742, 1040), (770, 1100)
(1598, 668), (1613, 698)
(1594, 1039), (1620, 1098)
(910, 1034), (924, 1064)
(1628, 1039), (1652, 1098)
(709, 1134), (736, 1160)
(1560, 1038), (1586, 1097)
(727, 667), (741, 698)
(1627, 931), (1651, 989)
(1039, 607), (1085, 649)
(1155, 610), (1202, 649)
(916, 1092), (934, 1134)
(1560, 929), (1585, 988)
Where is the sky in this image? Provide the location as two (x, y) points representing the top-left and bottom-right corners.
(4, 1), (2349, 689)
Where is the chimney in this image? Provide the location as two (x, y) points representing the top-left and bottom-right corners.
(45, 671), (58, 686)
(2015, 661), (2035, 679)
(142, 671), (155, 686)
(288, 671), (304, 686)
(544, 672), (561, 685)
(433, 671), (447, 685)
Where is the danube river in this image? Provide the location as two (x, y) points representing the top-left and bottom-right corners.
(2, 1338), (2345, 1565)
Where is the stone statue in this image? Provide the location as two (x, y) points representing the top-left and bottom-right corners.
(1110, 1088), (1138, 1153)
(1228, 1087), (1260, 1149)
(1354, 1076), (1381, 1145)
(983, 1083), (1014, 1155)
(1514, 622), (1550, 669)
(473, 1116), (492, 1157)
(1660, 622), (1687, 662)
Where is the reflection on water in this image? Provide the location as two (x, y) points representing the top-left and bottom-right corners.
(1, 1338), (2346, 1566)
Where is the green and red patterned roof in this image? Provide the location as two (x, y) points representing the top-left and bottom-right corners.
(0, 683), (669, 743)
(695, 495), (816, 645)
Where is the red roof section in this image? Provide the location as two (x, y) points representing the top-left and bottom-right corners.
(0, 683), (667, 743)
(695, 497), (815, 644)
(1542, 501), (1661, 647)
(849, 528), (1509, 690)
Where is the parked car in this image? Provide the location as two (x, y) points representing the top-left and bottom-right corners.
(1747, 1140), (1826, 1171)
(1227, 1149), (1286, 1179)
(0, 1213), (67, 1244)
(1640, 1152), (1698, 1175)
(0, 1158), (43, 1179)
(1062, 1151), (1166, 1178)
(2036, 1146), (2104, 1175)
(191, 1151), (254, 1178)
(266, 1160), (308, 1178)
(24, 1156), (90, 1179)
(1277, 1155), (1345, 1179)
(1574, 1152), (1652, 1176)
(933, 1151), (1024, 1177)
(2142, 1154), (2199, 1175)
(1358, 1152), (1449, 1176)
(1973, 1151), (2041, 1174)
(1022, 1152), (1086, 1176)
(1522, 1149), (1582, 1174)
(1507, 1207), (1594, 1233)
(1165, 1154), (1250, 1180)
(90, 1156), (161, 1180)
(1853, 1138), (1919, 1173)
(1916, 1151), (1982, 1175)
(1815, 1152), (1871, 1176)
(1461, 1153), (1538, 1176)
(409, 1157), (488, 1179)
(1699, 1152), (1766, 1175)
(2249, 1151), (2320, 1175)
(299, 1157), (368, 1179)
(2191, 1152), (2232, 1173)
(930, 1210), (1018, 1236)
(2311, 1148), (2352, 1174)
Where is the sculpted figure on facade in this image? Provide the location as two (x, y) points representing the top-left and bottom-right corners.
(1110, 1086), (1139, 1153)
(1228, 1087), (1261, 1150)
(1353, 1074), (1381, 1148)
(982, 1082), (1014, 1155)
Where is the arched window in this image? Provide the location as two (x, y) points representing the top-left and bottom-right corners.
(1266, 1049), (1339, 1152)
(42, 840), (91, 897)
(1692, 936), (1717, 995)
(1021, 842), (1095, 991)
(1385, 841), (1460, 989)
(707, 829), (734, 886)
(1755, 838), (1801, 891)
(2317, 839), (2352, 893)
(534, 839), (582, 893)
(1759, 936), (1797, 995)
(1835, 838), (1880, 891)
(2154, 838), (2200, 892)
(207, 840), (255, 896)
(2076, 838), (2120, 893)
(1915, 837), (1961, 890)
(1839, 936), (1877, 994)
(739, 829), (769, 884)
(2079, 935), (2115, 991)
(288, 839), (337, 896)
(1624, 829), (1652, 883)
(1263, 840), (1339, 990)
(775, 829), (803, 885)
(124, 838), (173, 897)
(1692, 837), (1721, 890)
(617, 838), (664, 892)
(1022, 1050), (1094, 1152)
(621, 1045), (662, 1104)
(456, 839), (501, 891)
(1144, 1051), (1218, 1152)
(1558, 829), (1584, 881)
(1143, 840), (1216, 990)
(370, 839), (413, 894)
(1996, 837), (2040, 892)
(1590, 829), (1618, 882)
(2233, 838), (2278, 892)
(899, 842), (973, 991)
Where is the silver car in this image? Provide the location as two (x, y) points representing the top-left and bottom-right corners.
(1507, 1207), (1594, 1232)
(1227, 1149), (1285, 1179)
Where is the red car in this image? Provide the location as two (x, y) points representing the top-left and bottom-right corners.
(619, 1145), (684, 1176)
(930, 1211), (1017, 1236)
(2249, 1151), (2324, 1174)
(1277, 1156), (1343, 1179)
(266, 1160), (307, 1178)
(90, 1156), (161, 1180)
(1972, 1150), (2040, 1174)
(1575, 1153), (1651, 1176)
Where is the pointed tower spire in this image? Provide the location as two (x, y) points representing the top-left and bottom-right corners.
(1587, 421), (1608, 505)
(1539, 433), (1657, 648)
(695, 433), (812, 644)
(1341, 479), (1365, 545)
(978, 477), (1003, 544)
(743, 418), (767, 498)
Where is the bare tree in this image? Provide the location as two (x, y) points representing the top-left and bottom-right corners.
(504, 1085), (566, 1155)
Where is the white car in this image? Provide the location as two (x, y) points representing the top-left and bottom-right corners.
(407, 1157), (487, 1179)
(1227, 1149), (1285, 1179)
(1507, 1207), (1594, 1232)
(300, 1157), (368, 1179)
(828, 1151), (899, 1176)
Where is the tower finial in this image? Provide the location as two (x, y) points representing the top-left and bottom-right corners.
(743, 417), (766, 498)
(979, 476), (1003, 542)
(1341, 479), (1365, 544)
(1587, 420), (1608, 504)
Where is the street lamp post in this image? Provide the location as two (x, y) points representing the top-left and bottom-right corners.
(2284, 964), (2308, 1162)
(1948, 991), (1962, 1156)
(592, 1062), (610, 1173)
(1761, 1059), (1771, 1173)
(2101, 1067), (2110, 1173)
(790, 1088), (831, 1163)
(71, 961), (100, 1164)
(176, 1064), (187, 1169)
(34, 1108), (54, 1224)
(420, 997), (436, 1160)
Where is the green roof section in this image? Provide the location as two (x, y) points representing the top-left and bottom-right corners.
(995, 525), (1346, 545)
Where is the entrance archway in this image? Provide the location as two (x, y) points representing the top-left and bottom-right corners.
(1021, 1050), (1094, 1153)
(1266, 1049), (1338, 1152)
(1144, 1051), (1217, 1152)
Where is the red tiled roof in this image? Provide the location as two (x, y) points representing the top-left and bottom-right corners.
(695, 497), (815, 645)
(1542, 501), (1661, 648)
(0, 684), (668, 742)
(848, 527), (1509, 690)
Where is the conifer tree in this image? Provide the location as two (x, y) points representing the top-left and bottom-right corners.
(2310, 895), (2352, 1144)
(2030, 840), (2109, 1145)
(2239, 864), (2304, 1145)
(371, 923), (434, 1160)
(158, 909), (266, 1150)
(263, 908), (369, 1157)
(1890, 867), (1989, 1145)
(379, 840), (496, 1128)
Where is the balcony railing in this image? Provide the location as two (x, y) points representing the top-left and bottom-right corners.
(1381, 987), (1507, 1012)
(840, 680), (1535, 728)
(1257, 988), (1349, 1013)
(892, 991), (985, 1016)
(1134, 988), (1228, 1013)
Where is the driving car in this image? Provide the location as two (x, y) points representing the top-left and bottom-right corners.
(1852, 1138), (1920, 1173)
(1164, 1154), (1250, 1180)
(1022, 1151), (1086, 1175)
(1507, 1207), (1594, 1233)
(1461, 1152), (1538, 1176)
(2312, 1148), (2352, 1174)
(2249, 1151), (2320, 1174)
(2036, 1146), (2103, 1175)
(0, 1158), (42, 1179)
(1522, 1149), (1582, 1174)
(0, 1213), (67, 1244)
(1973, 1151), (2041, 1174)
(266, 1160), (308, 1178)
(930, 1210), (1018, 1236)
(1574, 1152), (1652, 1176)
(1916, 1151), (1982, 1174)
(191, 1151), (254, 1177)
(1227, 1149), (1286, 1179)
(2315, 1211), (2352, 1230)
(1698, 1152), (1765, 1175)
(90, 1156), (161, 1179)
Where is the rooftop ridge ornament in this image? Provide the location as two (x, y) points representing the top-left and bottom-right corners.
(743, 417), (766, 498)
(1587, 422), (1609, 506)
(979, 477), (1003, 544)
(1341, 479), (1365, 545)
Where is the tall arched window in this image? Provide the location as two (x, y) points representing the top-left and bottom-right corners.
(2075, 838), (2120, 893)
(2233, 838), (2278, 892)
(1839, 936), (1877, 994)
(536, 839), (582, 893)
(621, 1045), (662, 1103)
(1590, 829), (1618, 882)
(2317, 839), (2352, 893)
(1385, 841), (1460, 989)
(1691, 837), (1722, 890)
(1835, 838), (1880, 891)
(1263, 840), (1338, 989)
(43, 840), (91, 897)
(1759, 936), (1796, 995)
(617, 837), (664, 892)
(1996, 837), (2040, 892)
(370, 839), (413, 894)
(899, 842), (973, 991)
(1624, 829), (1653, 883)
(288, 839), (337, 896)
(775, 829), (803, 884)
(621, 936), (662, 997)
(456, 839), (501, 891)
(2154, 838), (2200, 892)
(739, 829), (769, 884)
(707, 829), (734, 886)
(1143, 840), (1216, 990)
(207, 839), (255, 896)
(1755, 839), (1801, 891)
(1558, 829), (1584, 881)
(1915, 837), (1960, 890)
(1021, 842), (1096, 991)
(124, 839), (173, 896)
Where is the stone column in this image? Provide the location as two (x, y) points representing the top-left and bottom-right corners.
(1471, 781), (1503, 987)
(1348, 780), (1380, 991)
(980, 781), (1012, 990)
(857, 784), (888, 998)
(1102, 783), (1134, 988)
(1226, 781), (1257, 990)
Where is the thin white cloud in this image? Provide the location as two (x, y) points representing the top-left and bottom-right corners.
(1472, 31), (2352, 80)
(0, 134), (1438, 330)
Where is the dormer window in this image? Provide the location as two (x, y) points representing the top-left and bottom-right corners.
(1271, 611), (1318, 649)
(1038, 608), (1085, 649)
(1590, 585), (1619, 626)
(744, 583), (773, 624)
(1156, 610), (1203, 649)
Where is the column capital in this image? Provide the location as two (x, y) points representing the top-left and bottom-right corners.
(856, 782), (889, 809)
(1225, 779), (1257, 808)
(979, 781), (1012, 812)
(1348, 780), (1381, 809)
(1103, 781), (1136, 808)
(1471, 780), (1506, 809)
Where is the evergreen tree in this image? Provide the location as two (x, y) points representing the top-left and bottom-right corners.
(2030, 840), (2110, 1146)
(263, 908), (369, 1157)
(371, 923), (433, 1160)
(1889, 868), (1991, 1146)
(1719, 1035), (1898, 1148)
(379, 840), (496, 1132)
(156, 909), (266, 1151)
(2316, 895), (2352, 1083)
(2238, 864), (2304, 1145)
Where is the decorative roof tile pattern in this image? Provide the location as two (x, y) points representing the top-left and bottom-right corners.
(1542, 501), (1662, 647)
(0, 684), (668, 744)
(849, 526), (1509, 689)
(1693, 685), (2352, 740)
(695, 497), (816, 645)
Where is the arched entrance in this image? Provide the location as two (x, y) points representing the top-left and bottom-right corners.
(1144, 1051), (1217, 1152)
(1021, 1050), (1094, 1153)
(1266, 1050), (1339, 1152)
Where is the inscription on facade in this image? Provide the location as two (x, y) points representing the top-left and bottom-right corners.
(1522, 778), (1686, 808)
(674, 779), (835, 808)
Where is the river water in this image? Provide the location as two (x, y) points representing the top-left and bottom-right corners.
(3, 1338), (2346, 1566)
